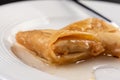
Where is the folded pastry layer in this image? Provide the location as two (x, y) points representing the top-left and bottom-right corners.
(62, 18), (120, 57)
(16, 30), (104, 65)
(63, 18), (118, 32)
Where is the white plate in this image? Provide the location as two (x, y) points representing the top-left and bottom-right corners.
(0, 1), (120, 80)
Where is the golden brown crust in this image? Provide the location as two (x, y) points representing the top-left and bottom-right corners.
(15, 18), (120, 65)
(62, 18), (120, 58)
(16, 29), (104, 65)
(62, 18), (118, 32)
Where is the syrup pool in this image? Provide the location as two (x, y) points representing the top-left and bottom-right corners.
(11, 43), (120, 80)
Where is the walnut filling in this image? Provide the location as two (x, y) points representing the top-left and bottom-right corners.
(53, 39), (104, 56)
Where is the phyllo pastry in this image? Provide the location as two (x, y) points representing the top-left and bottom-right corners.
(16, 29), (104, 65)
(63, 18), (120, 57)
